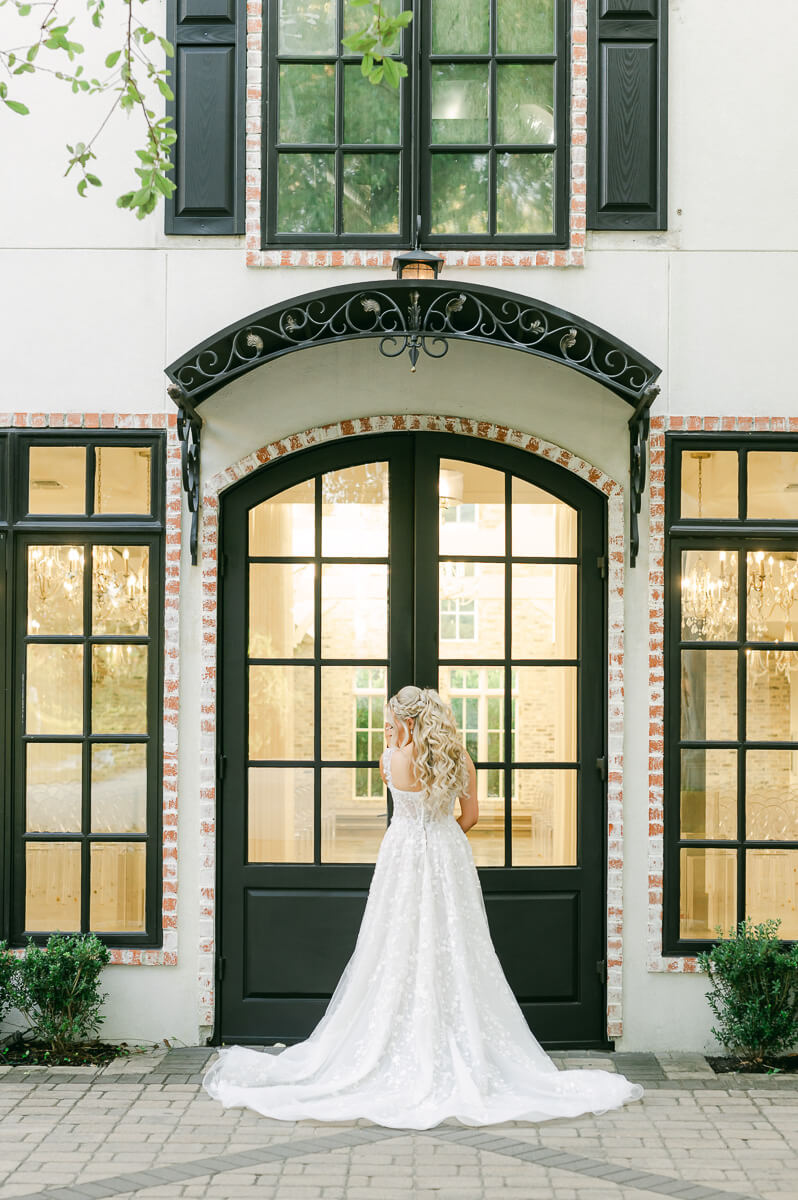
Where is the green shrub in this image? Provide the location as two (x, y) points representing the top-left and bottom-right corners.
(697, 918), (798, 1064)
(11, 933), (111, 1053)
(0, 942), (17, 1026)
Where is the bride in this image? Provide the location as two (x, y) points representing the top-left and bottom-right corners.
(202, 685), (643, 1129)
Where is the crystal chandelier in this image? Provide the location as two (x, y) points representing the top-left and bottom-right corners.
(28, 546), (84, 632)
(93, 547), (148, 633)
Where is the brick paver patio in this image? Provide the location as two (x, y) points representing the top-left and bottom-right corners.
(1, 1049), (796, 1199)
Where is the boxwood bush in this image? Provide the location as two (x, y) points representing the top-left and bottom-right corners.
(10, 933), (111, 1053)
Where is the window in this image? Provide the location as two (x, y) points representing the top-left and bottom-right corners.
(666, 436), (798, 952)
(1, 433), (165, 946)
(440, 561), (477, 640)
(265, 0), (568, 248)
(354, 668), (387, 798)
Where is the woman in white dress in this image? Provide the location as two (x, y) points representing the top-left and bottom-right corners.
(202, 685), (643, 1129)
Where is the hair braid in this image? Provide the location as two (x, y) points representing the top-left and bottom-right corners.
(386, 685), (470, 799)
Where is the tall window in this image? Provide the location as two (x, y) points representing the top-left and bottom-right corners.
(1, 434), (165, 946)
(265, 0), (568, 248)
(666, 436), (798, 952)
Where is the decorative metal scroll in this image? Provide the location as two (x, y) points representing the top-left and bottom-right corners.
(164, 279), (662, 567)
(628, 386), (660, 567)
(169, 386), (202, 565)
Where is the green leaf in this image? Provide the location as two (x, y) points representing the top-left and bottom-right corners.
(370, 64), (384, 84)
(26, 43), (39, 61)
(77, 178), (87, 197)
(4, 98), (30, 114)
(382, 55), (399, 88)
(156, 78), (174, 100)
(86, 173), (102, 187)
(360, 52), (374, 77)
(105, 49), (121, 68)
(18, 3), (31, 13)
(116, 192), (135, 208)
(158, 36), (175, 56)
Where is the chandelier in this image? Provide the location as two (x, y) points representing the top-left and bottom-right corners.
(28, 546), (84, 632)
(93, 547), (148, 633)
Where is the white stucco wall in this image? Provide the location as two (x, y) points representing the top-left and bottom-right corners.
(2, 0), (797, 1051)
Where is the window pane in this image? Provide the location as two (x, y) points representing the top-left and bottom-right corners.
(747, 552), (798, 642)
(747, 653), (798, 741)
(439, 460), (505, 555)
(90, 843), (146, 932)
(680, 550), (738, 641)
(497, 153), (554, 234)
(278, 0), (336, 54)
(512, 565), (577, 659)
(746, 850), (798, 939)
(512, 478), (577, 556)
(92, 546), (149, 636)
(439, 563), (504, 659)
(92, 645), (147, 734)
(748, 452), (798, 520)
(321, 666), (386, 761)
(431, 65), (489, 144)
(248, 767), (314, 863)
(321, 767), (386, 862)
(681, 450), (737, 519)
(91, 743), (147, 834)
(343, 0), (399, 37)
(680, 650), (737, 741)
(321, 463), (389, 556)
(249, 563), (314, 658)
(25, 842), (81, 931)
(497, 66), (554, 144)
(514, 667), (576, 761)
(680, 749), (737, 840)
(344, 66), (400, 144)
(679, 848), (737, 940)
(463, 770), (504, 866)
(27, 644), (83, 735)
(26, 743), (82, 833)
(28, 545), (84, 635)
(322, 564), (388, 658)
(430, 154), (488, 234)
(278, 154), (335, 232)
(431, 0), (489, 53)
(746, 751), (798, 840)
(438, 667), (504, 761)
(342, 155), (400, 233)
(512, 769), (576, 866)
(28, 446), (86, 514)
(498, 0), (554, 53)
(279, 64), (335, 144)
(249, 665), (314, 759)
(94, 447), (151, 514)
(249, 478), (315, 557)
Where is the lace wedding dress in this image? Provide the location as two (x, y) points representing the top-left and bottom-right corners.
(202, 746), (643, 1129)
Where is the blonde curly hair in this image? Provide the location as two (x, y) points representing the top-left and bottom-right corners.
(386, 685), (470, 799)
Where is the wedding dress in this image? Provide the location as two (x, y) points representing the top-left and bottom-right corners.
(202, 746), (643, 1129)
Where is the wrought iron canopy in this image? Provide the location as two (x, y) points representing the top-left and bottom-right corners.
(164, 279), (661, 566)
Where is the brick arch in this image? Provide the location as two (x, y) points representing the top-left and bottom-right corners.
(195, 415), (628, 1041)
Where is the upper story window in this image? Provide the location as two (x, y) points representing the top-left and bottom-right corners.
(264, 0), (568, 248)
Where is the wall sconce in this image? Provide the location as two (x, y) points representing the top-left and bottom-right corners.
(392, 216), (444, 280)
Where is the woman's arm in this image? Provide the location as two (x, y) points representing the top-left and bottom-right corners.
(456, 752), (478, 833)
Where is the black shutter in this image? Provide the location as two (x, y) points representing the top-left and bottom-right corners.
(587, 1), (667, 231)
(165, 0), (245, 235)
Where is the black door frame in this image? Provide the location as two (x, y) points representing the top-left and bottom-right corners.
(215, 431), (610, 1048)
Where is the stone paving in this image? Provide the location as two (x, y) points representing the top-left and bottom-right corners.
(1, 1049), (797, 1200)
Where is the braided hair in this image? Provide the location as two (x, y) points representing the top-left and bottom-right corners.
(386, 685), (470, 799)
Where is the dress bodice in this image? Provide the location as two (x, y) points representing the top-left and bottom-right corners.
(383, 746), (457, 824)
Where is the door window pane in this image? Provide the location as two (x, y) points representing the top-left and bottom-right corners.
(278, 154), (335, 232)
(512, 769), (576, 866)
(321, 564), (388, 658)
(680, 550), (738, 641)
(746, 850), (798, 939)
(91, 743), (147, 834)
(94, 447), (151, 514)
(498, 0), (554, 53)
(321, 463), (389, 556)
(464, 769), (504, 866)
(680, 650), (737, 741)
(28, 545), (84, 635)
(249, 563), (315, 658)
(680, 848), (737, 940)
(748, 453), (798, 520)
(439, 562), (504, 658)
(278, 0), (336, 54)
(90, 843), (146, 932)
(344, 66), (401, 144)
(26, 743), (82, 832)
(28, 446), (86, 514)
(746, 654), (798, 741)
(497, 154), (554, 235)
(746, 751), (798, 840)
(514, 667), (577, 761)
(439, 460), (505, 555)
(680, 749), (737, 840)
(439, 667), (505, 762)
(512, 478), (577, 556)
(26, 842), (82, 931)
(430, 154), (489, 234)
(342, 155), (400, 234)
(497, 66), (554, 144)
(432, 0), (489, 53)
(92, 645), (148, 734)
(681, 450), (737, 519)
(321, 666), (386, 764)
(747, 552), (798, 641)
(321, 768), (386, 862)
(27, 644), (83, 735)
(249, 479), (315, 557)
(249, 665), (314, 759)
(248, 767), (314, 863)
(92, 546), (149, 636)
(431, 65), (489, 144)
(279, 64), (335, 143)
(512, 564), (577, 658)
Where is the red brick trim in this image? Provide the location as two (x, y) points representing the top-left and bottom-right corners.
(199, 415), (625, 1037)
(0, 412), (181, 967)
(244, 2), (586, 269)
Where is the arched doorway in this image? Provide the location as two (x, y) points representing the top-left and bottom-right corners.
(217, 431), (609, 1048)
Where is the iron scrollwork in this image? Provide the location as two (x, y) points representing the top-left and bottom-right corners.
(169, 385), (203, 566)
(628, 385), (660, 568)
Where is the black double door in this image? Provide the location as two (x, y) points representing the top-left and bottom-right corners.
(217, 433), (609, 1048)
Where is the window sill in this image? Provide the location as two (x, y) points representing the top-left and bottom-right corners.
(246, 246), (585, 270)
